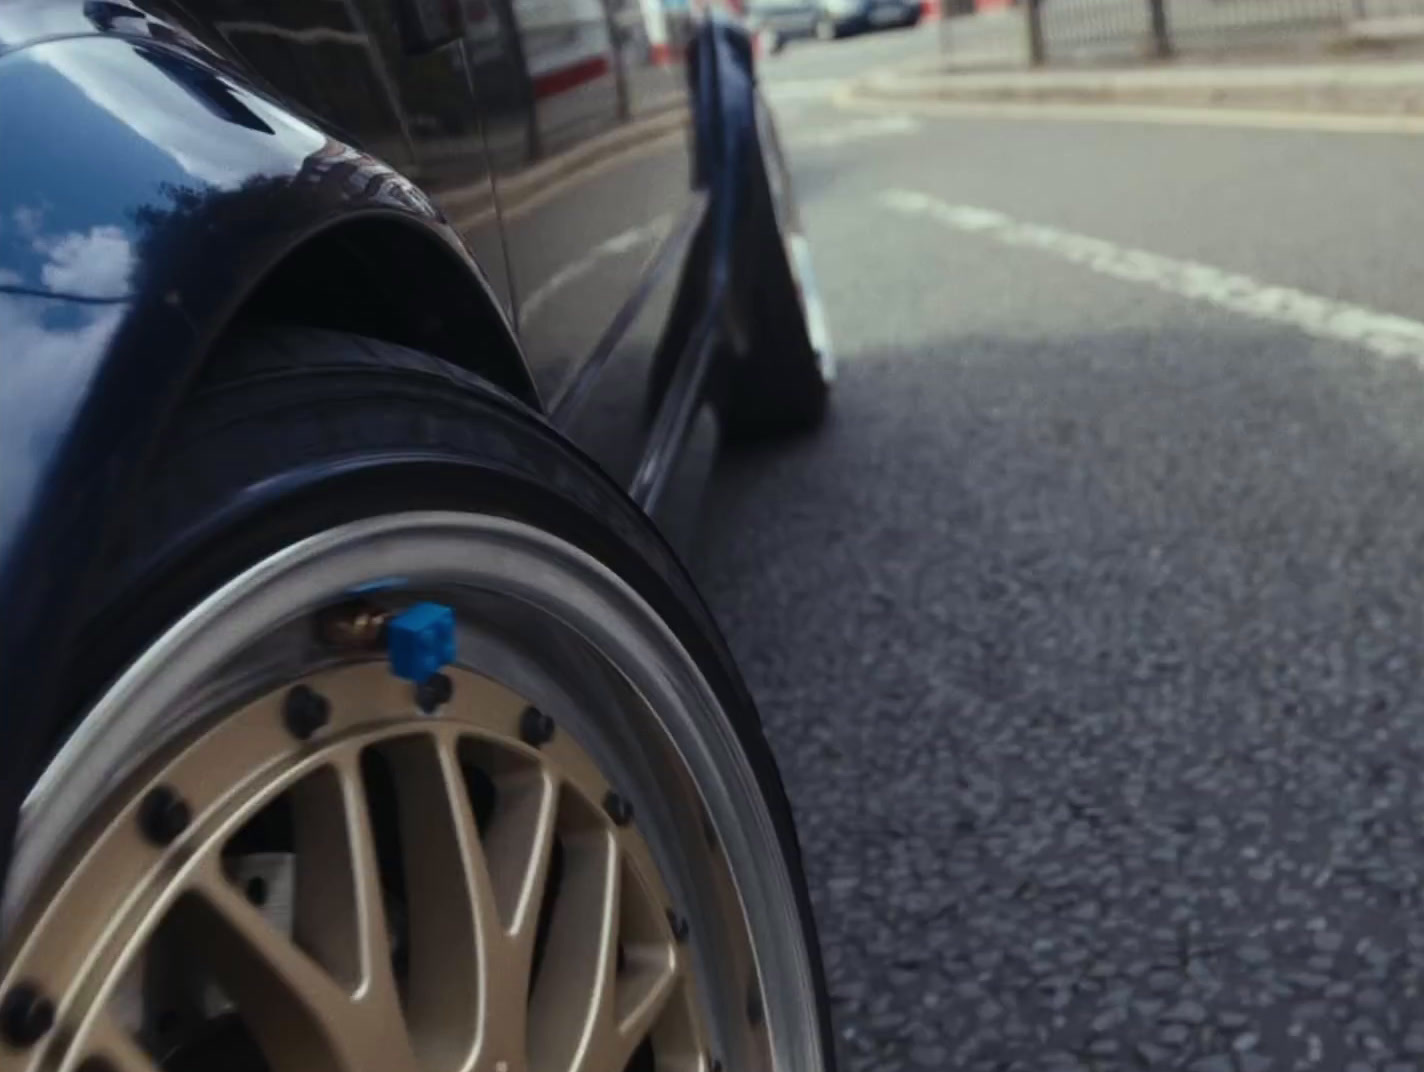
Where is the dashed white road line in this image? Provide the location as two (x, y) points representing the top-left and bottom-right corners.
(519, 215), (671, 326)
(880, 188), (1424, 366)
(790, 114), (921, 148)
(763, 78), (848, 103)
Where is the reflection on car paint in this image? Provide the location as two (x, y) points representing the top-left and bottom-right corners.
(127, 0), (702, 469)
(0, 293), (123, 565)
(519, 212), (672, 328)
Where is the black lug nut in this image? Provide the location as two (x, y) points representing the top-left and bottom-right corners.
(708, 1059), (723, 1072)
(603, 791), (634, 826)
(519, 706), (556, 748)
(138, 785), (190, 846)
(77, 1060), (119, 1072)
(666, 909), (689, 943)
(415, 672), (453, 713)
(1, 983), (55, 1048)
(283, 685), (330, 741)
(245, 876), (269, 907)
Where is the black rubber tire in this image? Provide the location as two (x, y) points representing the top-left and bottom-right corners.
(718, 100), (830, 442)
(46, 324), (836, 1071)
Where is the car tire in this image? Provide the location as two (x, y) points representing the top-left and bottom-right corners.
(2, 326), (835, 1072)
(718, 95), (833, 441)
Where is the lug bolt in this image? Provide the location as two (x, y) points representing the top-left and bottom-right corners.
(415, 672), (453, 713)
(283, 685), (330, 741)
(138, 785), (190, 846)
(0, 983), (55, 1048)
(519, 706), (556, 748)
(666, 909), (689, 943)
(245, 876), (269, 907)
(603, 791), (634, 826)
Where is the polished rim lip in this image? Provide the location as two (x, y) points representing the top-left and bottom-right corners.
(6, 511), (824, 1072)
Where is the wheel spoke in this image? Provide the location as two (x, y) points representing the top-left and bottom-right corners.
(395, 732), (498, 1070)
(570, 848), (681, 1072)
(498, 767), (560, 963)
(290, 765), (363, 990)
(607, 949), (680, 1072)
(81, 1014), (164, 1072)
(333, 753), (409, 1045)
(184, 858), (361, 1072)
(427, 736), (562, 1072)
(527, 826), (620, 1072)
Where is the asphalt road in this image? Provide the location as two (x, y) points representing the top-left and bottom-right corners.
(695, 26), (1424, 1072)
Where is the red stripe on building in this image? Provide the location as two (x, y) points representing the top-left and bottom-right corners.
(532, 54), (611, 99)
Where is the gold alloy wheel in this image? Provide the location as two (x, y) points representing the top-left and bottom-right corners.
(0, 514), (816, 1072)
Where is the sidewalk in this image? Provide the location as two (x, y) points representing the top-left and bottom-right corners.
(852, 55), (1424, 116)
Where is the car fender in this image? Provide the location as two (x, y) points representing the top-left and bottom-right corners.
(0, 32), (536, 876)
(695, 12), (761, 293)
(640, 14), (760, 410)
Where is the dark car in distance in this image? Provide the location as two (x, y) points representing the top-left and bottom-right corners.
(0, 3), (835, 1071)
(750, 0), (920, 48)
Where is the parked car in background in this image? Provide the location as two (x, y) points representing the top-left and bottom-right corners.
(0, 2), (835, 1071)
(750, 0), (920, 47)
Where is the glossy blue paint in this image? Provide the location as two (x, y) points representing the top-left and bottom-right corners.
(0, 29), (534, 868)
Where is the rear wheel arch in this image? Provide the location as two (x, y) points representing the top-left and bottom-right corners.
(211, 214), (539, 411)
(102, 213), (544, 627)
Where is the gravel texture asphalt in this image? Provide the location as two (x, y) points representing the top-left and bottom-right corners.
(695, 28), (1424, 1072)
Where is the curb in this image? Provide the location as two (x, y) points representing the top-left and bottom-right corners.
(845, 61), (1424, 119)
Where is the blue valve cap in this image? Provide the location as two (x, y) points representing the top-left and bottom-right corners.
(387, 602), (456, 683)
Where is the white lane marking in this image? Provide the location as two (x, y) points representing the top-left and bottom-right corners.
(764, 78), (848, 102)
(836, 85), (1424, 136)
(519, 215), (672, 327)
(790, 114), (921, 149)
(880, 189), (1424, 365)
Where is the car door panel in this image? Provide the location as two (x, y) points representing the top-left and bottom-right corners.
(190, 0), (701, 485)
(476, 0), (698, 418)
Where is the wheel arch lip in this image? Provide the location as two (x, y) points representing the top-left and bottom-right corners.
(0, 31), (538, 879)
(693, 12), (761, 298)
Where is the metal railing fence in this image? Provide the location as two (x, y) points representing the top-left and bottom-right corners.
(942, 0), (1424, 67)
